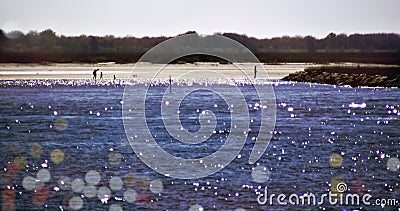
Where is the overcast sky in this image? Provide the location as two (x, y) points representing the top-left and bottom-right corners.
(1, 0), (399, 38)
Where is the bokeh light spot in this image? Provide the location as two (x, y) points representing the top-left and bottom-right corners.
(85, 170), (101, 185)
(58, 176), (72, 190)
(22, 176), (36, 191)
(6, 161), (19, 175)
(135, 191), (150, 205)
(13, 156), (28, 170)
(136, 177), (150, 190)
(71, 178), (85, 193)
(330, 177), (345, 194)
(108, 151), (123, 165)
(97, 186), (111, 202)
(50, 149), (65, 164)
(123, 188), (137, 203)
(54, 117), (68, 131)
(2, 188), (15, 210)
(83, 185), (97, 198)
(329, 153), (343, 168)
(123, 173), (136, 187)
(149, 180), (163, 194)
(69, 196), (83, 210)
(30, 144), (43, 158)
(109, 176), (123, 191)
(387, 157), (400, 171)
(36, 169), (51, 183)
(349, 179), (368, 194)
(32, 186), (50, 207)
(251, 165), (270, 183)
(189, 204), (204, 211)
(109, 204), (123, 211)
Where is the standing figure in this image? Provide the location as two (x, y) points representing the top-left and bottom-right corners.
(100, 72), (103, 79)
(169, 75), (172, 93)
(254, 66), (257, 79)
(93, 69), (99, 80)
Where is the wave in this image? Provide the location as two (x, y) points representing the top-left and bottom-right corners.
(0, 78), (289, 87)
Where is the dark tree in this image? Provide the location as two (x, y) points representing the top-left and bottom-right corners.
(0, 29), (399, 55)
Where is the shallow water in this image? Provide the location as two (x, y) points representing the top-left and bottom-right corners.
(0, 80), (399, 210)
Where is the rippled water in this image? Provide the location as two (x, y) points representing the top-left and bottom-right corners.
(0, 80), (399, 210)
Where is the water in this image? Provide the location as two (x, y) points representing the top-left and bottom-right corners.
(0, 80), (399, 210)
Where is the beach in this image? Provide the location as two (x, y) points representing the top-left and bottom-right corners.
(0, 63), (311, 80)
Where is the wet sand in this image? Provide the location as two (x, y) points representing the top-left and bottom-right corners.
(0, 63), (311, 80)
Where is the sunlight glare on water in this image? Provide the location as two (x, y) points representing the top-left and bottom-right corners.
(0, 79), (399, 210)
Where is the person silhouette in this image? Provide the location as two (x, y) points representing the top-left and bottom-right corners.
(169, 75), (172, 93)
(93, 69), (99, 80)
(100, 72), (103, 79)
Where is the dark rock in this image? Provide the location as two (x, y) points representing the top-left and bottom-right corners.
(282, 67), (400, 87)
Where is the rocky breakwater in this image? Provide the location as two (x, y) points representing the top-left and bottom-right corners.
(282, 66), (400, 87)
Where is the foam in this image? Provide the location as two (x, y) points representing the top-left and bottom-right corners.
(0, 78), (290, 87)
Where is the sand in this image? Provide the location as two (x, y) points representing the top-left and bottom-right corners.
(0, 63), (312, 80)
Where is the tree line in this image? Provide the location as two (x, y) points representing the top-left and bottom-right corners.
(1, 29), (400, 53)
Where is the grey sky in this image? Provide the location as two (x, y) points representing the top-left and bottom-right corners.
(1, 0), (399, 38)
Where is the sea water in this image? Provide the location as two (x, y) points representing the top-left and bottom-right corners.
(0, 79), (399, 210)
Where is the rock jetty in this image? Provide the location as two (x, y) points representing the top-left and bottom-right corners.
(282, 66), (400, 87)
